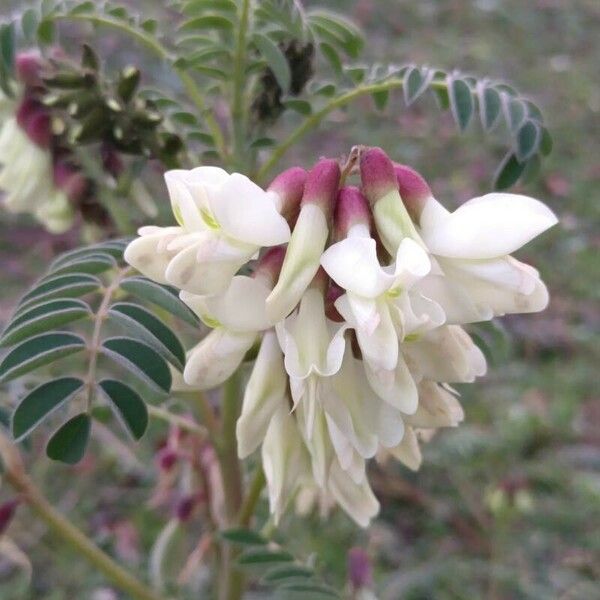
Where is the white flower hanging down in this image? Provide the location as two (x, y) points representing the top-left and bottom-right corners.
(124, 145), (557, 528)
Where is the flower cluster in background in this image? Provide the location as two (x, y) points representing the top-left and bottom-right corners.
(125, 146), (557, 527)
(0, 51), (86, 233)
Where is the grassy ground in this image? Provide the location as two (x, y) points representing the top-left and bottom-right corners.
(0, 1), (598, 598)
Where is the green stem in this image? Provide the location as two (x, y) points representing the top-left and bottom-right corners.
(2, 450), (164, 600)
(51, 13), (228, 163)
(231, 0), (252, 170)
(147, 404), (207, 438)
(255, 78), (447, 182)
(216, 371), (245, 600)
(238, 466), (266, 527)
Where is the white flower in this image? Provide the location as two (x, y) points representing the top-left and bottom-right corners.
(324, 231), (444, 372)
(392, 164), (558, 322)
(0, 117), (73, 233)
(125, 167), (290, 296)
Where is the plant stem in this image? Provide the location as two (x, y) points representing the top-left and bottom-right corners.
(255, 78), (448, 182)
(52, 13), (228, 164)
(216, 371), (245, 600)
(238, 466), (266, 527)
(231, 0), (252, 170)
(147, 404), (208, 438)
(0, 437), (164, 600)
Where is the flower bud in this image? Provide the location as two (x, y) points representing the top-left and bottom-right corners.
(267, 166), (307, 224)
(253, 246), (286, 288)
(157, 448), (178, 472)
(0, 498), (20, 536)
(53, 160), (88, 203)
(334, 186), (371, 240)
(359, 147), (422, 253)
(360, 146), (398, 204)
(266, 158), (340, 322)
(15, 50), (44, 87)
(16, 98), (51, 148)
(101, 142), (124, 178)
(348, 547), (372, 591)
(394, 163), (432, 223)
(175, 494), (197, 522)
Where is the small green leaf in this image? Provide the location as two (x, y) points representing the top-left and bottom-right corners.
(69, 1), (95, 15)
(98, 379), (148, 440)
(108, 302), (185, 370)
(18, 274), (101, 310)
(493, 152), (527, 190)
(46, 413), (91, 464)
(50, 253), (116, 276)
(277, 582), (339, 598)
(516, 119), (541, 162)
(182, 0), (237, 15)
(319, 43), (342, 76)
(249, 137), (276, 149)
(37, 19), (55, 46)
(505, 96), (526, 131)
(479, 85), (502, 131)
(50, 241), (126, 269)
(0, 22), (15, 75)
(12, 378), (84, 441)
(179, 15), (234, 33)
(262, 565), (315, 583)
(0, 298), (90, 347)
(221, 528), (268, 546)
(0, 333), (86, 384)
(449, 77), (474, 131)
(21, 9), (40, 41)
(540, 127), (553, 156)
(372, 89), (389, 111)
(101, 337), (172, 393)
(404, 66), (431, 106)
(253, 33), (291, 93)
(238, 548), (294, 566)
(171, 111), (197, 126)
(120, 277), (198, 327)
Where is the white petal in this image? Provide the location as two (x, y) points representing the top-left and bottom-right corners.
(267, 204), (329, 322)
(328, 460), (379, 528)
(180, 275), (272, 332)
(321, 235), (394, 298)
(422, 193), (558, 259)
(405, 381), (464, 428)
(236, 331), (289, 458)
(165, 236), (254, 295)
(387, 426), (422, 471)
(390, 238), (431, 289)
(124, 227), (185, 284)
(297, 403), (333, 487)
(212, 173), (290, 246)
(183, 329), (256, 389)
(337, 294), (398, 372)
(364, 352), (419, 414)
(403, 326), (487, 383)
(164, 170), (206, 230)
(262, 404), (307, 523)
(375, 402), (405, 448)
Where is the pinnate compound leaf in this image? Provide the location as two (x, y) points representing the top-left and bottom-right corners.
(119, 276), (198, 326)
(0, 299), (90, 347)
(12, 377), (84, 441)
(0, 332), (86, 384)
(253, 33), (291, 93)
(98, 379), (148, 440)
(46, 413), (91, 464)
(108, 302), (185, 370)
(101, 337), (172, 393)
(238, 548), (294, 566)
(221, 528), (268, 546)
(17, 274), (101, 310)
(448, 76), (474, 131)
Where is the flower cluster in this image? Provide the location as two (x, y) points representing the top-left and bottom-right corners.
(0, 52), (84, 233)
(125, 146), (557, 527)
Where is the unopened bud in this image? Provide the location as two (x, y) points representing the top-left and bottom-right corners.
(394, 163), (432, 223)
(101, 142), (124, 178)
(301, 158), (341, 217)
(53, 161), (88, 203)
(254, 246), (286, 288)
(175, 494), (197, 522)
(360, 147), (397, 205)
(0, 498), (20, 536)
(16, 98), (51, 148)
(348, 547), (372, 590)
(157, 448), (178, 471)
(334, 186), (371, 239)
(267, 166), (307, 224)
(359, 147), (423, 253)
(15, 50), (44, 87)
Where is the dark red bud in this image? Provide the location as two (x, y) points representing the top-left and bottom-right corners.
(301, 158), (341, 217)
(101, 142), (124, 178)
(334, 186), (371, 239)
(394, 163), (432, 222)
(0, 498), (21, 536)
(15, 51), (44, 87)
(348, 547), (372, 590)
(360, 147), (397, 204)
(16, 98), (51, 148)
(268, 166), (307, 223)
